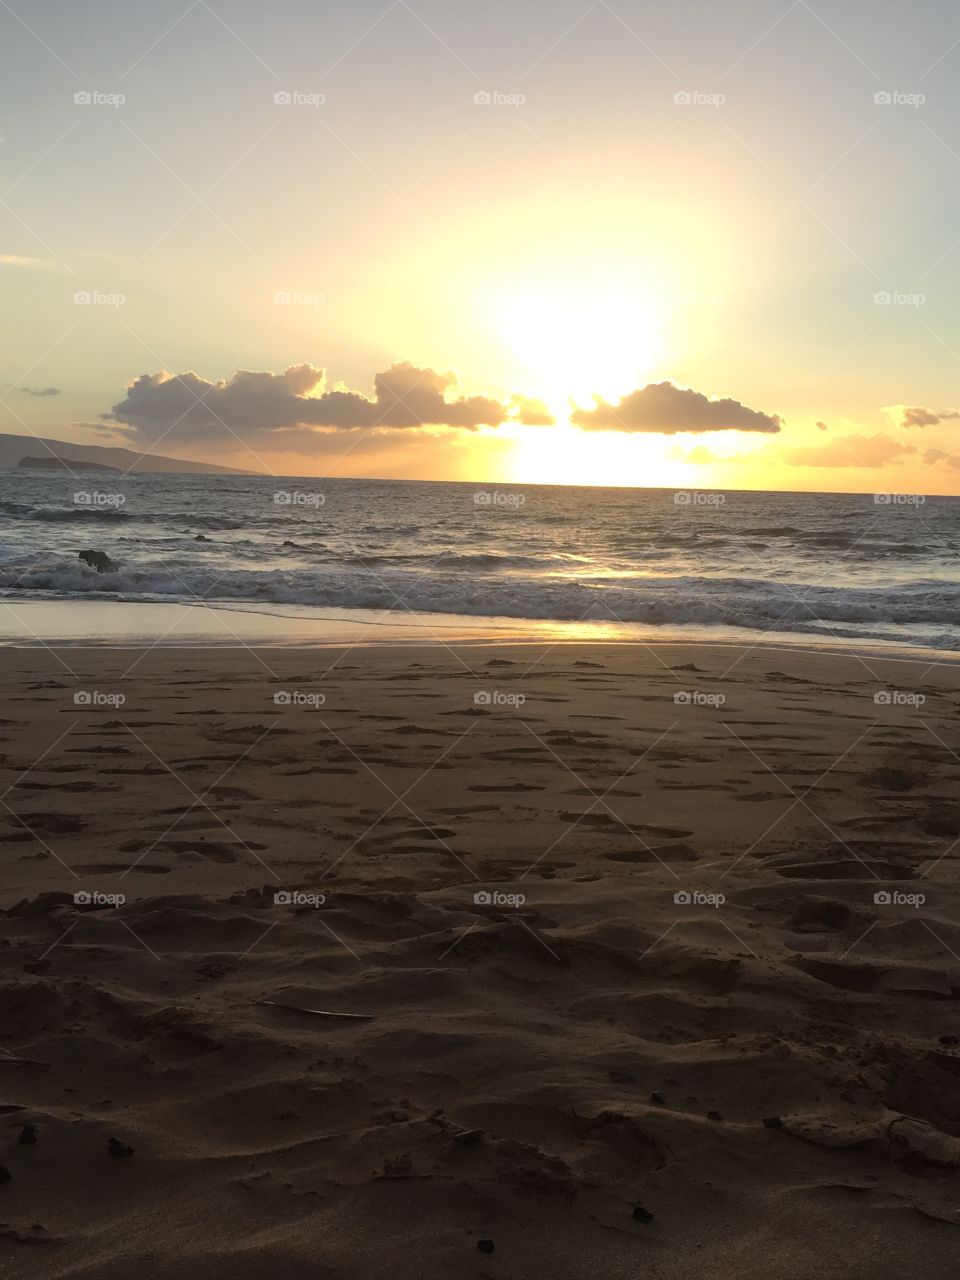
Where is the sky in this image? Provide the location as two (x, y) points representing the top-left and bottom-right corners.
(2, 0), (960, 491)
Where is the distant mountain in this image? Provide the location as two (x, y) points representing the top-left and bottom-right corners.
(17, 455), (120, 473)
(0, 433), (256, 476)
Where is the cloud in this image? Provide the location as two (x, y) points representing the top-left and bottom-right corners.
(571, 381), (781, 434)
(21, 386), (61, 398)
(889, 405), (960, 428)
(106, 361), (516, 442)
(0, 253), (47, 268)
(509, 395), (555, 426)
(667, 443), (721, 464)
(924, 448), (960, 472)
(784, 432), (916, 468)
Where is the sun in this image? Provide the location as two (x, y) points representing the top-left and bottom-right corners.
(362, 189), (730, 421)
(497, 286), (663, 412)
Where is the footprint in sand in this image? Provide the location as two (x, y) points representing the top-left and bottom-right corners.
(15, 779), (102, 792)
(79, 862), (171, 875)
(468, 782), (545, 793)
(13, 813), (84, 834)
(604, 843), (698, 864)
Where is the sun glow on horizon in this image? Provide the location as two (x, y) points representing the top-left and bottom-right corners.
(327, 190), (757, 488)
(507, 422), (688, 488)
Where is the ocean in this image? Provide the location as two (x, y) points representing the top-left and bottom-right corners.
(1, 471), (958, 651)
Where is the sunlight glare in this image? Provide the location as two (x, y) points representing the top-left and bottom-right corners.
(497, 288), (662, 410)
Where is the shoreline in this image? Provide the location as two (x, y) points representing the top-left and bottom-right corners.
(2, 597), (958, 665)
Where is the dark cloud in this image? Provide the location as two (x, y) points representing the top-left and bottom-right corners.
(21, 386), (60, 397)
(571, 381), (781, 434)
(785, 432), (916, 468)
(896, 405), (960, 428)
(105, 362), (515, 442)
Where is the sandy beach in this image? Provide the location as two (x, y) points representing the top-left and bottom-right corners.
(7, 0), (960, 1269)
(0, 639), (958, 1277)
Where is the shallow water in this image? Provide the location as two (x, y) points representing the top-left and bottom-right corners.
(1, 472), (958, 650)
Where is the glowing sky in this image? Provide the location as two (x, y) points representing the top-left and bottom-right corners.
(2, 0), (960, 491)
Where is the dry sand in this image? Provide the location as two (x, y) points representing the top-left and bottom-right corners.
(1, 639), (959, 1277)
